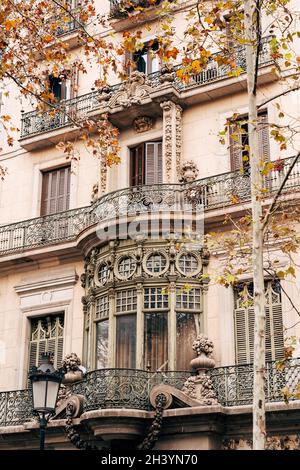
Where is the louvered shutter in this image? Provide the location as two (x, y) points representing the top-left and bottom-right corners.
(41, 166), (70, 215)
(157, 141), (163, 183)
(234, 281), (284, 364)
(145, 143), (155, 184)
(248, 307), (255, 363)
(28, 314), (64, 370)
(265, 282), (284, 361)
(57, 167), (70, 212)
(258, 112), (270, 163)
(234, 306), (249, 364)
(229, 121), (242, 171)
(40, 172), (50, 216)
(145, 142), (163, 184)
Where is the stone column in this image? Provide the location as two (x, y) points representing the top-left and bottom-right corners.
(160, 101), (183, 183)
(136, 282), (144, 370)
(107, 287), (116, 368)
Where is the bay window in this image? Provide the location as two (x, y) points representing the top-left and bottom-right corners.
(85, 242), (204, 372)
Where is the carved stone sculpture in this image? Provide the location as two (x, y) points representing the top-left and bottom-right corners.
(108, 72), (154, 108)
(133, 116), (153, 133)
(91, 182), (99, 204)
(62, 353), (84, 385)
(179, 160), (199, 183)
(97, 85), (112, 104)
(182, 334), (218, 405)
(159, 65), (174, 84)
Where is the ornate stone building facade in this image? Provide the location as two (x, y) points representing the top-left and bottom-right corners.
(0, 0), (300, 450)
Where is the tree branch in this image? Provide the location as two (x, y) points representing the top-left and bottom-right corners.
(264, 268), (300, 318)
(257, 84), (300, 110)
(262, 151), (300, 233)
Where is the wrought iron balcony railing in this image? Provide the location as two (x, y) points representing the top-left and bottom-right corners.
(174, 36), (272, 90)
(55, 8), (81, 37)
(0, 360), (299, 427)
(20, 91), (99, 138)
(20, 37), (272, 139)
(0, 156), (299, 256)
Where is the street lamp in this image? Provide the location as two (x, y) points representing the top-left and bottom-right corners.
(29, 352), (64, 450)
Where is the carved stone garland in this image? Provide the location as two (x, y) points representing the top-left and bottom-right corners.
(138, 393), (167, 450)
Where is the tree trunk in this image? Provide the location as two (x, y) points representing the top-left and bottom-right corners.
(244, 0), (266, 450)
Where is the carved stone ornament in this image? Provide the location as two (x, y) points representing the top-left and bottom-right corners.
(182, 334), (218, 405)
(108, 72), (154, 109)
(179, 160), (199, 183)
(91, 182), (99, 204)
(62, 353), (84, 385)
(222, 435), (300, 450)
(159, 65), (174, 84)
(97, 85), (112, 104)
(133, 116), (153, 133)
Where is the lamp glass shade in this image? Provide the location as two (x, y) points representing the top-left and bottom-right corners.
(45, 380), (60, 410)
(32, 379), (60, 412)
(32, 380), (47, 410)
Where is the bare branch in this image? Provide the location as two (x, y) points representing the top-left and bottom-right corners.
(257, 84), (300, 110)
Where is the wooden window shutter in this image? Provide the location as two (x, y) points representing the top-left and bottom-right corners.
(229, 121), (242, 171)
(265, 282), (284, 362)
(234, 305), (249, 364)
(130, 144), (144, 186)
(145, 143), (155, 185)
(258, 112), (270, 163)
(234, 281), (284, 365)
(29, 314), (64, 370)
(41, 166), (71, 216)
(145, 141), (163, 184)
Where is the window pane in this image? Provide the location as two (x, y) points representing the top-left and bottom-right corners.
(95, 295), (109, 320)
(144, 312), (168, 371)
(176, 313), (199, 370)
(116, 315), (136, 369)
(176, 287), (201, 310)
(116, 289), (137, 313)
(144, 287), (168, 309)
(96, 320), (109, 369)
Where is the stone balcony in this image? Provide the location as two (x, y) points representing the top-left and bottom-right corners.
(0, 156), (299, 265)
(19, 37), (274, 150)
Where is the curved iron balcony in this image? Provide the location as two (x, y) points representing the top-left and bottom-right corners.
(0, 157), (299, 256)
(0, 360), (299, 427)
(20, 37), (272, 139)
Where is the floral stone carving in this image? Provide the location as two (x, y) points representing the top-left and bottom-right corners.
(179, 161), (199, 183)
(108, 72), (154, 108)
(182, 334), (218, 405)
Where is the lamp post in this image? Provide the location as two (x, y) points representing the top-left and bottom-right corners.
(29, 352), (64, 450)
